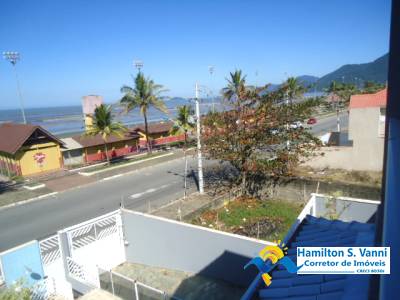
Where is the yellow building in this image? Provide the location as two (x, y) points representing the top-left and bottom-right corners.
(72, 131), (140, 163)
(0, 123), (64, 177)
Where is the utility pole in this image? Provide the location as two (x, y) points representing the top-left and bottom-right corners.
(336, 100), (341, 132)
(3, 51), (27, 124)
(195, 83), (204, 194)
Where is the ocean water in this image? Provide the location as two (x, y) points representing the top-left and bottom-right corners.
(0, 98), (222, 136)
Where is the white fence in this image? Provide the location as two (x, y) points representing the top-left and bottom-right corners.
(99, 268), (182, 300)
(39, 234), (61, 266)
(31, 276), (73, 300)
(67, 257), (100, 288)
(36, 210), (125, 296)
(65, 211), (125, 272)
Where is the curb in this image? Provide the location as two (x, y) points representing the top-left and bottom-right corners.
(79, 152), (175, 176)
(0, 192), (59, 212)
(23, 183), (46, 190)
(99, 154), (186, 181)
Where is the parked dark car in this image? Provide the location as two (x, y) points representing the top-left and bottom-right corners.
(307, 117), (317, 125)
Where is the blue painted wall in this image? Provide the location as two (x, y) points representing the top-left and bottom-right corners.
(0, 240), (44, 287)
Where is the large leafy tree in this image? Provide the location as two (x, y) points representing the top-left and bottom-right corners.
(362, 81), (386, 94)
(202, 70), (320, 195)
(120, 72), (168, 153)
(84, 104), (127, 164)
(327, 81), (358, 104)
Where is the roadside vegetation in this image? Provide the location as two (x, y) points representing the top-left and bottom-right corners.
(202, 70), (321, 196)
(191, 197), (302, 241)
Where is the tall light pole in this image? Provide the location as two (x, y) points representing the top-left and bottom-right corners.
(208, 65), (215, 113)
(255, 70), (259, 88)
(195, 83), (204, 194)
(283, 72), (290, 149)
(3, 51), (27, 124)
(133, 60), (143, 73)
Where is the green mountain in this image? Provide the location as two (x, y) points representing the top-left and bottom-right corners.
(296, 75), (319, 88)
(315, 53), (388, 90)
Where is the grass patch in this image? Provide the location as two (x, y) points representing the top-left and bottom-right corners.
(192, 197), (303, 241)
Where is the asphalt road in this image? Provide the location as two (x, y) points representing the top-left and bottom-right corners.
(0, 156), (201, 251)
(0, 113), (347, 252)
(310, 112), (349, 136)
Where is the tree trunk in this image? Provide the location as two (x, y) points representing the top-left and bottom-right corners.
(144, 113), (152, 154)
(103, 141), (110, 164)
(241, 171), (247, 196)
(184, 130), (188, 151)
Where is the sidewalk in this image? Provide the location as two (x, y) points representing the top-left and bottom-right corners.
(0, 149), (188, 208)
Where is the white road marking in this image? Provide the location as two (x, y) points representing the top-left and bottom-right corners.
(130, 183), (173, 199)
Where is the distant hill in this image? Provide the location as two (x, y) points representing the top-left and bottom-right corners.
(297, 75), (319, 88)
(266, 75), (319, 92)
(315, 53), (388, 90)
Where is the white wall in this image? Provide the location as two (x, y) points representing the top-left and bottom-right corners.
(122, 209), (272, 287)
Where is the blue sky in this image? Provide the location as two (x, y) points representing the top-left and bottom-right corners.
(0, 0), (391, 109)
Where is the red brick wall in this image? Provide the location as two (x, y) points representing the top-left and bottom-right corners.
(85, 145), (138, 163)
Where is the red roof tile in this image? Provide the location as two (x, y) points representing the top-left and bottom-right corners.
(131, 121), (174, 135)
(72, 131), (140, 148)
(349, 88), (388, 109)
(0, 123), (64, 155)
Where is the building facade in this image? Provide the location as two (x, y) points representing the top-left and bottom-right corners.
(0, 123), (64, 177)
(348, 88), (387, 171)
(60, 137), (84, 167)
(132, 121), (185, 150)
(72, 132), (140, 163)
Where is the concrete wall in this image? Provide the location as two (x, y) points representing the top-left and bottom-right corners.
(62, 149), (84, 166)
(348, 107), (385, 171)
(267, 176), (381, 202)
(121, 209), (271, 287)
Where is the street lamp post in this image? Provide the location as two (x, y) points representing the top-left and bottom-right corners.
(195, 83), (204, 194)
(208, 66), (215, 113)
(3, 51), (27, 124)
(133, 60), (143, 72)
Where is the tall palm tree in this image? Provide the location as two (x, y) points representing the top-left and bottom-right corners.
(222, 70), (247, 102)
(284, 77), (305, 104)
(170, 105), (195, 149)
(120, 72), (168, 154)
(84, 104), (127, 164)
(170, 105), (195, 200)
